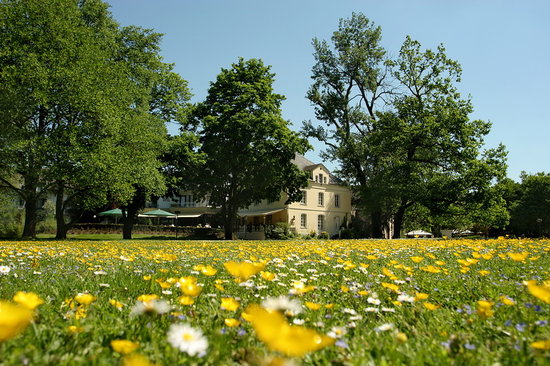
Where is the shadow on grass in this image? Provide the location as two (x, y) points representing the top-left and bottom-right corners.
(4, 234), (200, 241)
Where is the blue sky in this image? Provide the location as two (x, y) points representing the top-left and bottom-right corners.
(106, 0), (549, 181)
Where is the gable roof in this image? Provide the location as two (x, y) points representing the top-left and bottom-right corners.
(292, 153), (341, 184)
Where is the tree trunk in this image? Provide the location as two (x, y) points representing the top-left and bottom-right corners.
(122, 215), (134, 240)
(122, 205), (139, 240)
(371, 209), (384, 238)
(393, 204), (407, 239)
(55, 191), (68, 240)
(221, 202), (238, 240)
(22, 197), (38, 239)
(54, 184), (70, 240)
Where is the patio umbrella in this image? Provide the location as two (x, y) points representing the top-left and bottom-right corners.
(138, 209), (177, 226)
(97, 208), (124, 224)
(98, 208), (123, 216)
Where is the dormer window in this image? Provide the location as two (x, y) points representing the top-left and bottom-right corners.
(318, 173), (323, 184)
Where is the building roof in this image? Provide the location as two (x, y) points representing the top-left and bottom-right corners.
(292, 153), (341, 185)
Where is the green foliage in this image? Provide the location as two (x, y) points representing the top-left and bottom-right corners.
(186, 58), (310, 239)
(509, 172), (550, 237)
(318, 231), (329, 239)
(304, 13), (507, 238)
(0, 191), (22, 238)
(265, 222), (294, 240)
(0, 0), (191, 238)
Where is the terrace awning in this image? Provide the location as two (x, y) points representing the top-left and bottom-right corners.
(237, 208), (285, 217)
(138, 209), (176, 218)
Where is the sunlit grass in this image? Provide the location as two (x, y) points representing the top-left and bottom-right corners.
(0, 238), (548, 365)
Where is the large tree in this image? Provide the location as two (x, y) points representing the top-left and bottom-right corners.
(0, 0), (123, 238)
(509, 172), (550, 237)
(304, 13), (507, 238)
(189, 58), (310, 239)
(0, 0), (190, 239)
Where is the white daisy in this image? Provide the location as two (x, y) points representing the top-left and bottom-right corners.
(0, 266), (10, 275)
(167, 323), (208, 357)
(367, 297), (381, 305)
(327, 326), (347, 339)
(397, 294), (415, 303)
(130, 299), (171, 316)
(374, 323), (394, 332)
(262, 295), (302, 315)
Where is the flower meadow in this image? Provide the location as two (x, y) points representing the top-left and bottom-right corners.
(0, 239), (548, 365)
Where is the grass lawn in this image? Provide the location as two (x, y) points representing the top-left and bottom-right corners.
(0, 238), (548, 365)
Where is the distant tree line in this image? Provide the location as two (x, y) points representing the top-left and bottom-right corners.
(0, 3), (547, 239)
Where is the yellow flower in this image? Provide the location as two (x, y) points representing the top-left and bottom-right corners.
(526, 280), (550, 304)
(245, 304), (334, 357)
(224, 261), (265, 281)
(224, 318), (241, 327)
(357, 290), (369, 296)
(109, 299), (124, 309)
(420, 265), (442, 273)
(220, 297), (240, 311)
(410, 256), (424, 263)
(261, 271), (276, 281)
(499, 295), (515, 306)
(423, 302), (440, 310)
(67, 325), (84, 334)
(340, 285), (350, 293)
(178, 296), (195, 306)
(476, 300), (494, 319)
(111, 339), (140, 354)
(395, 332), (408, 343)
(181, 282), (202, 297)
(0, 301), (33, 342)
(137, 294), (159, 303)
(74, 293), (96, 305)
(478, 270), (490, 276)
(122, 353), (156, 366)
(143, 275), (152, 281)
(290, 281), (315, 295)
(202, 265), (218, 276)
(507, 252), (529, 262)
(382, 282), (400, 293)
(415, 293), (429, 301)
(531, 340), (550, 350)
(13, 291), (44, 310)
(305, 302), (322, 310)
(75, 306), (87, 320)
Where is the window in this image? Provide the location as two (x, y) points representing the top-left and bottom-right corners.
(335, 216), (341, 231)
(334, 194), (340, 208)
(318, 173), (324, 184)
(318, 192), (324, 206)
(300, 214), (307, 228)
(300, 191), (307, 205)
(323, 176), (327, 184)
(317, 215), (325, 231)
(181, 194), (195, 208)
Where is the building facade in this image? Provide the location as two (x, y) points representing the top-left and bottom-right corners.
(150, 154), (353, 238)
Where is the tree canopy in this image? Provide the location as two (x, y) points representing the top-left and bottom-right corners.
(186, 58), (310, 239)
(303, 13), (507, 238)
(0, 0), (190, 238)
